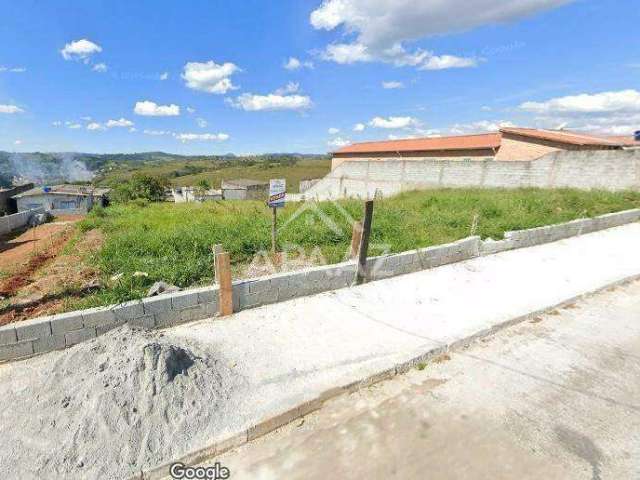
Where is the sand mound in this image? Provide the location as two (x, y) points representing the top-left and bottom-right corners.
(0, 325), (243, 479)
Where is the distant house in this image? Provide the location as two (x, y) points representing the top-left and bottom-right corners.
(171, 187), (223, 203)
(0, 183), (34, 216)
(331, 127), (640, 169)
(221, 179), (269, 200)
(13, 185), (110, 215)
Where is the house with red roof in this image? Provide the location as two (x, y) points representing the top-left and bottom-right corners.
(331, 128), (640, 170)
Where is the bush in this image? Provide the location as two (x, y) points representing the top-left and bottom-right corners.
(112, 173), (169, 203)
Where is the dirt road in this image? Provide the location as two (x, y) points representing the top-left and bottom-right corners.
(210, 280), (640, 479)
(0, 222), (73, 274)
(0, 215), (97, 325)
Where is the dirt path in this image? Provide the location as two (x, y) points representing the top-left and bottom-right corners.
(0, 222), (73, 275)
(0, 216), (100, 325)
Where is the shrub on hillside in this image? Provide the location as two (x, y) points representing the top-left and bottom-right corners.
(112, 173), (169, 203)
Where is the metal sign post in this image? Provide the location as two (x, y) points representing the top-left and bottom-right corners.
(268, 179), (286, 254)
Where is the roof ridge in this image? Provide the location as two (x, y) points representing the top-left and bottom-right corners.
(499, 127), (621, 146)
(350, 132), (499, 146)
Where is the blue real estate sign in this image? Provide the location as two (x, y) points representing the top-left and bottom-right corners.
(268, 178), (286, 208)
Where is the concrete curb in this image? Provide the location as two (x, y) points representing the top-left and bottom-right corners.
(131, 271), (640, 480)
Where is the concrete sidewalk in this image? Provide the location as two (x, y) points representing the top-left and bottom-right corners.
(157, 222), (640, 474)
(212, 278), (640, 479)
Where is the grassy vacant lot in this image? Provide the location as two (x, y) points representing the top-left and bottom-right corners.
(75, 187), (640, 308)
(97, 158), (331, 193)
(172, 158), (331, 192)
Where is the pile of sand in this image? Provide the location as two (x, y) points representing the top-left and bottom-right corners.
(0, 325), (244, 479)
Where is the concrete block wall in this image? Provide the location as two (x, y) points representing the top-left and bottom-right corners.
(303, 150), (640, 200)
(0, 207), (45, 235)
(1, 208), (639, 362)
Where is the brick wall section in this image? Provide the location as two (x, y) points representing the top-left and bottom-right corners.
(307, 150), (640, 200)
(1, 208), (639, 362)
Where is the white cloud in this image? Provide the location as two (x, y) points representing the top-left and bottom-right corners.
(328, 137), (351, 148)
(196, 117), (208, 128)
(519, 89), (640, 135)
(284, 57), (314, 70)
(0, 66), (26, 73)
(382, 81), (404, 89)
(67, 123), (82, 129)
(83, 118), (134, 131)
(182, 61), (240, 94)
(60, 39), (102, 61)
(92, 63), (108, 73)
(328, 127), (340, 135)
(87, 122), (106, 131)
(448, 120), (515, 134)
(174, 132), (230, 143)
(160, 72), (169, 80)
(420, 54), (478, 70)
(52, 121), (62, 127)
(311, 0), (568, 69)
(134, 100), (180, 116)
(353, 123), (366, 132)
(14, 140), (22, 145)
(481, 106), (492, 111)
(0, 104), (24, 114)
(520, 89), (640, 114)
(274, 82), (300, 95)
(369, 116), (420, 129)
(129, 127), (137, 133)
(105, 118), (134, 128)
(228, 84), (312, 112)
(322, 43), (372, 64)
(186, 107), (196, 114)
(388, 134), (415, 140)
(143, 129), (171, 136)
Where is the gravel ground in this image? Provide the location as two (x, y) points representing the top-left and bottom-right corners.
(0, 325), (245, 480)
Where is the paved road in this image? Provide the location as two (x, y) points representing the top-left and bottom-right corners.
(210, 279), (640, 480)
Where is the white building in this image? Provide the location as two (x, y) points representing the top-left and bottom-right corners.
(13, 185), (110, 215)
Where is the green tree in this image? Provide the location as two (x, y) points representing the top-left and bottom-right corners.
(113, 173), (169, 203)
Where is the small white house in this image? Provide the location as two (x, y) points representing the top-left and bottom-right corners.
(171, 187), (222, 203)
(13, 185), (110, 215)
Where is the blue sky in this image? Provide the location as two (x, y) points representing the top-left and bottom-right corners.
(1, 0), (638, 154)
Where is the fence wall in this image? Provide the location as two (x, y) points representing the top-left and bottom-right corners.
(0, 208), (45, 236)
(1, 208), (640, 362)
(304, 150), (640, 200)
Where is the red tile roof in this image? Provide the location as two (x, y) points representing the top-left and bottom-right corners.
(334, 133), (501, 155)
(604, 135), (640, 146)
(334, 127), (631, 155)
(499, 127), (623, 147)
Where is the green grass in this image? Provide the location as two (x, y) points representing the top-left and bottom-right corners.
(97, 158), (331, 193)
(75, 187), (640, 308)
(170, 158), (331, 192)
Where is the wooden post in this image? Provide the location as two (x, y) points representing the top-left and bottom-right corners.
(212, 244), (223, 284)
(350, 221), (363, 259)
(215, 251), (233, 316)
(271, 206), (277, 254)
(354, 200), (374, 285)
